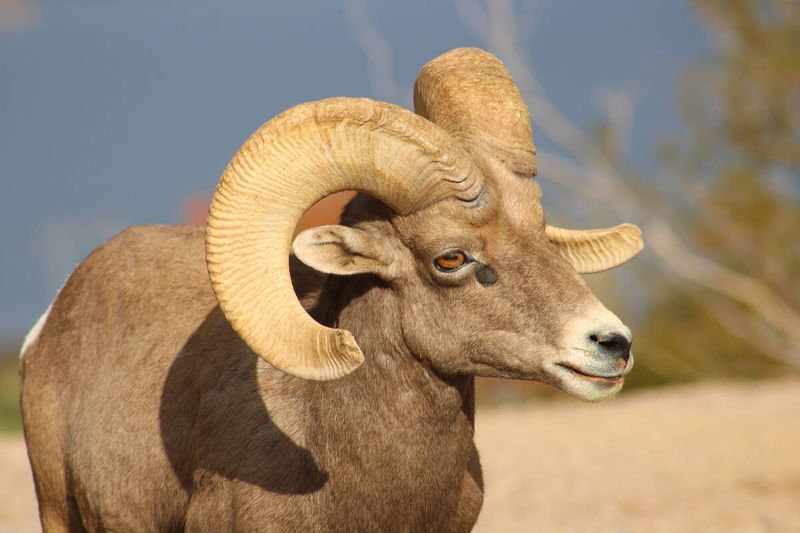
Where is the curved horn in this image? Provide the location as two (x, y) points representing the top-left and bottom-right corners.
(545, 224), (643, 273)
(414, 47), (537, 175)
(206, 97), (481, 381)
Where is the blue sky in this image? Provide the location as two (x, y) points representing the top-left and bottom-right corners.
(0, 1), (708, 339)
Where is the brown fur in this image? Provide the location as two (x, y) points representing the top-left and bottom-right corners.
(21, 162), (623, 531)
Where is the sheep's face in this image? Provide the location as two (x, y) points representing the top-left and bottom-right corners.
(294, 159), (634, 401)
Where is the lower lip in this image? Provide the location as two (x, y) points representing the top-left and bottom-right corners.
(557, 364), (624, 385)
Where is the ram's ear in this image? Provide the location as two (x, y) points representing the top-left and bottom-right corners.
(292, 225), (393, 277)
(546, 223), (643, 273)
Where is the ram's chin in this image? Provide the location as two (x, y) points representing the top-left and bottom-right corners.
(547, 364), (625, 402)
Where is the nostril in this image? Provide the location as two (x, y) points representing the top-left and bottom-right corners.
(589, 332), (632, 361)
(600, 333), (629, 350)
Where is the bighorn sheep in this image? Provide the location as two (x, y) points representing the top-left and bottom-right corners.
(21, 48), (642, 532)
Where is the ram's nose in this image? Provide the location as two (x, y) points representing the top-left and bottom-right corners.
(588, 331), (632, 370)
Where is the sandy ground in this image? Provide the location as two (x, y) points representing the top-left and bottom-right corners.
(2, 379), (798, 532)
(0, 433), (37, 533)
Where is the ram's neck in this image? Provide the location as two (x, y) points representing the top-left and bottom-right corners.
(278, 267), (483, 528)
(304, 273), (480, 522)
(309, 272), (475, 428)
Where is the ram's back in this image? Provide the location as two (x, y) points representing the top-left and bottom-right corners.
(20, 224), (223, 530)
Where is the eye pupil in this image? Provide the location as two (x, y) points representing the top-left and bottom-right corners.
(434, 251), (466, 271)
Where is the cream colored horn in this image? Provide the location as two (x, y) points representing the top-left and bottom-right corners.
(545, 224), (643, 273)
(414, 47), (537, 175)
(206, 97), (481, 380)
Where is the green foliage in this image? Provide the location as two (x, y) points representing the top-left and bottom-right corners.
(0, 353), (21, 433)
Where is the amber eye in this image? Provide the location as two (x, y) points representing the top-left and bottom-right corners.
(434, 251), (467, 272)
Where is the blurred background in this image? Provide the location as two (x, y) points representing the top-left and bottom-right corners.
(1, 0), (798, 429)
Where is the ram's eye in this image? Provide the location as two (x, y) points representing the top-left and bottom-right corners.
(434, 251), (467, 272)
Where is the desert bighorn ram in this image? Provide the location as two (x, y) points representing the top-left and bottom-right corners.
(21, 48), (642, 531)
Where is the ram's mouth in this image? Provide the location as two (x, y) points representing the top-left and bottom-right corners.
(555, 362), (625, 384)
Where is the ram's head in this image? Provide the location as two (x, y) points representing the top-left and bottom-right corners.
(206, 48), (642, 401)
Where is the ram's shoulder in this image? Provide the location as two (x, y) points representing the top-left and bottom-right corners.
(56, 224), (210, 309)
(83, 224), (203, 269)
(105, 224), (206, 253)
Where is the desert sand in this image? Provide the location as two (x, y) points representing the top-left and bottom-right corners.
(2, 379), (798, 532)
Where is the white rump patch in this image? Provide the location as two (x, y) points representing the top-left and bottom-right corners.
(20, 277), (70, 358)
(20, 304), (53, 357)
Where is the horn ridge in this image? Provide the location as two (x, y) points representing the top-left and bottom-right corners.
(414, 47), (537, 175)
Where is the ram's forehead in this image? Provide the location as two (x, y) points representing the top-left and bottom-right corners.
(387, 174), (545, 254)
(494, 173), (545, 227)
(342, 158), (546, 243)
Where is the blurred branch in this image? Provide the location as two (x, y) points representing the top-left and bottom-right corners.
(642, 345), (706, 380)
(342, 0), (406, 106)
(598, 90), (635, 158)
(688, 288), (800, 368)
(647, 220), (800, 351)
